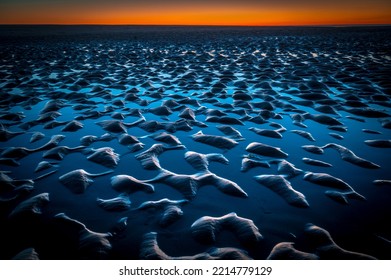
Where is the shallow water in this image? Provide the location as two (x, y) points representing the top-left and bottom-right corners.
(1, 25), (390, 260)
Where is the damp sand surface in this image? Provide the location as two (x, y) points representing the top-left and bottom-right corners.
(0, 25), (391, 260)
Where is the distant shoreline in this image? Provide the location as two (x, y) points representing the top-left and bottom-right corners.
(1, 24), (390, 44)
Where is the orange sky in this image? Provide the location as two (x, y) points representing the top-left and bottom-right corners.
(0, 0), (390, 26)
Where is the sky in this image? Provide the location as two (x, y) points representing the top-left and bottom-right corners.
(0, 0), (390, 26)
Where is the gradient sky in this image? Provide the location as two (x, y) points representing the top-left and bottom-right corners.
(0, 0), (390, 26)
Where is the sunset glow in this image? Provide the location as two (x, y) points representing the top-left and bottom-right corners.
(0, 0), (390, 26)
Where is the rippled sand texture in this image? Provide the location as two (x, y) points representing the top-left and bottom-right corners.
(1, 26), (390, 259)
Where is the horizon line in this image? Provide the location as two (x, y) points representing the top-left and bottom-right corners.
(1, 23), (391, 28)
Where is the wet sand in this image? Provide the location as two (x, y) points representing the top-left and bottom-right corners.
(0, 25), (390, 260)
